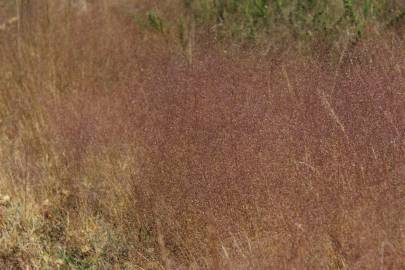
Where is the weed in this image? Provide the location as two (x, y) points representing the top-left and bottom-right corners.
(147, 10), (164, 33)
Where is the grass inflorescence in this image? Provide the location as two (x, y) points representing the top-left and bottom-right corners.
(0, 1), (404, 269)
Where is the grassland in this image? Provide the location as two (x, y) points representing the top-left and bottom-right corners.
(0, 1), (404, 269)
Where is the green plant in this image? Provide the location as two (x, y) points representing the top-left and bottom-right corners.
(147, 10), (164, 33)
(178, 16), (188, 50)
(178, 0), (403, 48)
(363, 0), (374, 18)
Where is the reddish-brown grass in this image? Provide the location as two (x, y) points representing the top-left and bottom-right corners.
(0, 2), (404, 269)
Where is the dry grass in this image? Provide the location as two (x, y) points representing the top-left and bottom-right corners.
(0, 1), (404, 269)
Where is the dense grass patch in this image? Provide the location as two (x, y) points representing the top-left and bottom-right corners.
(0, 1), (404, 269)
(136, 0), (404, 54)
